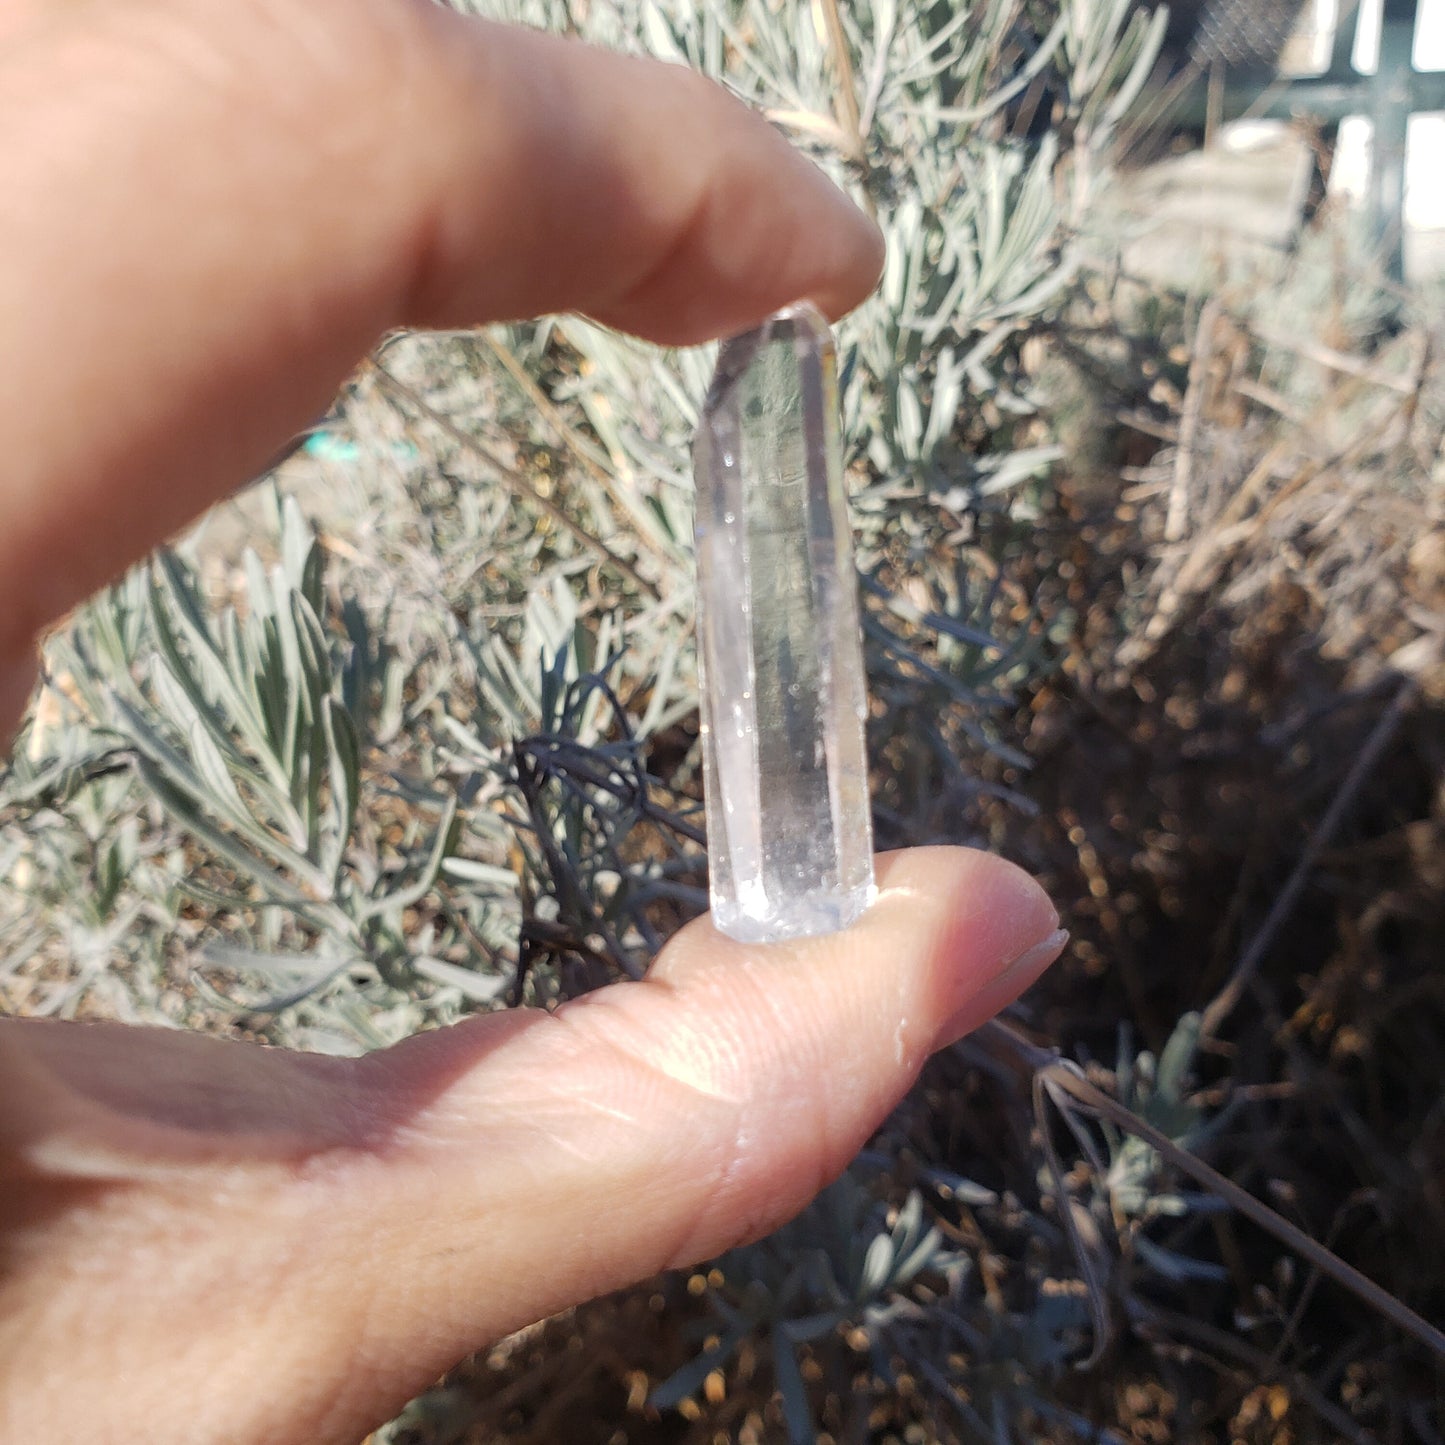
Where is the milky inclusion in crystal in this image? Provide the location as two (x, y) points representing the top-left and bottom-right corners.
(693, 303), (876, 944)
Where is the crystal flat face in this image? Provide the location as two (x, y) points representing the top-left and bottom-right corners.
(693, 304), (875, 943)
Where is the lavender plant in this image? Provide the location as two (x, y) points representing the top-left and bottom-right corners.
(24, 0), (1401, 1440)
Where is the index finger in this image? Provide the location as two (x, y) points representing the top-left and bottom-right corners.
(0, 0), (882, 679)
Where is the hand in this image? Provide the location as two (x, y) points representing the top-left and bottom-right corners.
(0, 2), (1066, 1441)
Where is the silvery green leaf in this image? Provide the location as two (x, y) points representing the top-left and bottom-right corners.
(647, 1335), (740, 1412)
(278, 493), (323, 609)
(1134, 1235), (1231, 1284)
(243, 549), (275, 624)
(320, 695), (361, 881)
(1100, 7), (1169, 128)
(890, 1223), (944, 1289)
(199, 940), (352, 978)
(410, 955), (509, 1003)
(771, 1330), (815, 1445)
(439, 856), (519, 890)
(153, 552), (267, 746)
(358, 791), (459, 922)
(146, 657), (251, 832)
(129, 752), (313, 906)
(777, 1309), (845, 1345)
(858, 1231), (897, 1300)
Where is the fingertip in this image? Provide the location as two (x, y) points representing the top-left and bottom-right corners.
(877, 846), (1059, 968)
(660, 846), (1057, 998)
(859, 849), (1063, 1050)
(568, 66), (884, 346)
(590, 847), (1059, 1261)
(812, 199), (886, 324)
(646, 846), (1060, 1119)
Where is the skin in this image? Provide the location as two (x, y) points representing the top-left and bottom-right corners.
(0, 1), (1067, 1441)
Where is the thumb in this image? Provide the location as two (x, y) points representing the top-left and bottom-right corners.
(0, 848), (1061, 1445)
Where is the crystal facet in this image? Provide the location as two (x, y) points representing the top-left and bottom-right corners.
(693, 303), (875, 944)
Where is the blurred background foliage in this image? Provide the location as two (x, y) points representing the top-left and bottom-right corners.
(3, 0), (1443, 1439)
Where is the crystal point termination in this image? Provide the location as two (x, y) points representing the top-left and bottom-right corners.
(693, 303), (875, 944)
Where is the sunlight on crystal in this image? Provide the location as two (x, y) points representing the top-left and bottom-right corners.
(693, 304), (876, 943)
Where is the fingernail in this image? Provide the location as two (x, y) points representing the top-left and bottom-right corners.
(934, 928), (1069, 1052)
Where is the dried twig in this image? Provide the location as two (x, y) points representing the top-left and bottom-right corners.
(1126, 362), (1402, 663)
(1252, 325), (1422, 395)
(1198, 676), (1418, 1039)
(813, 0), (876, 215)
(1165, 298), (1220, 543)
(1127, 1299), (1377, 1445)
(480, 333), (681, 576)
(372, 363), (660, 600)
(986, 1020), (1445, 1364)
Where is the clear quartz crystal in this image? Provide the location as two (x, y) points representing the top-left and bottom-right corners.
(693, 303), (876, 943)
